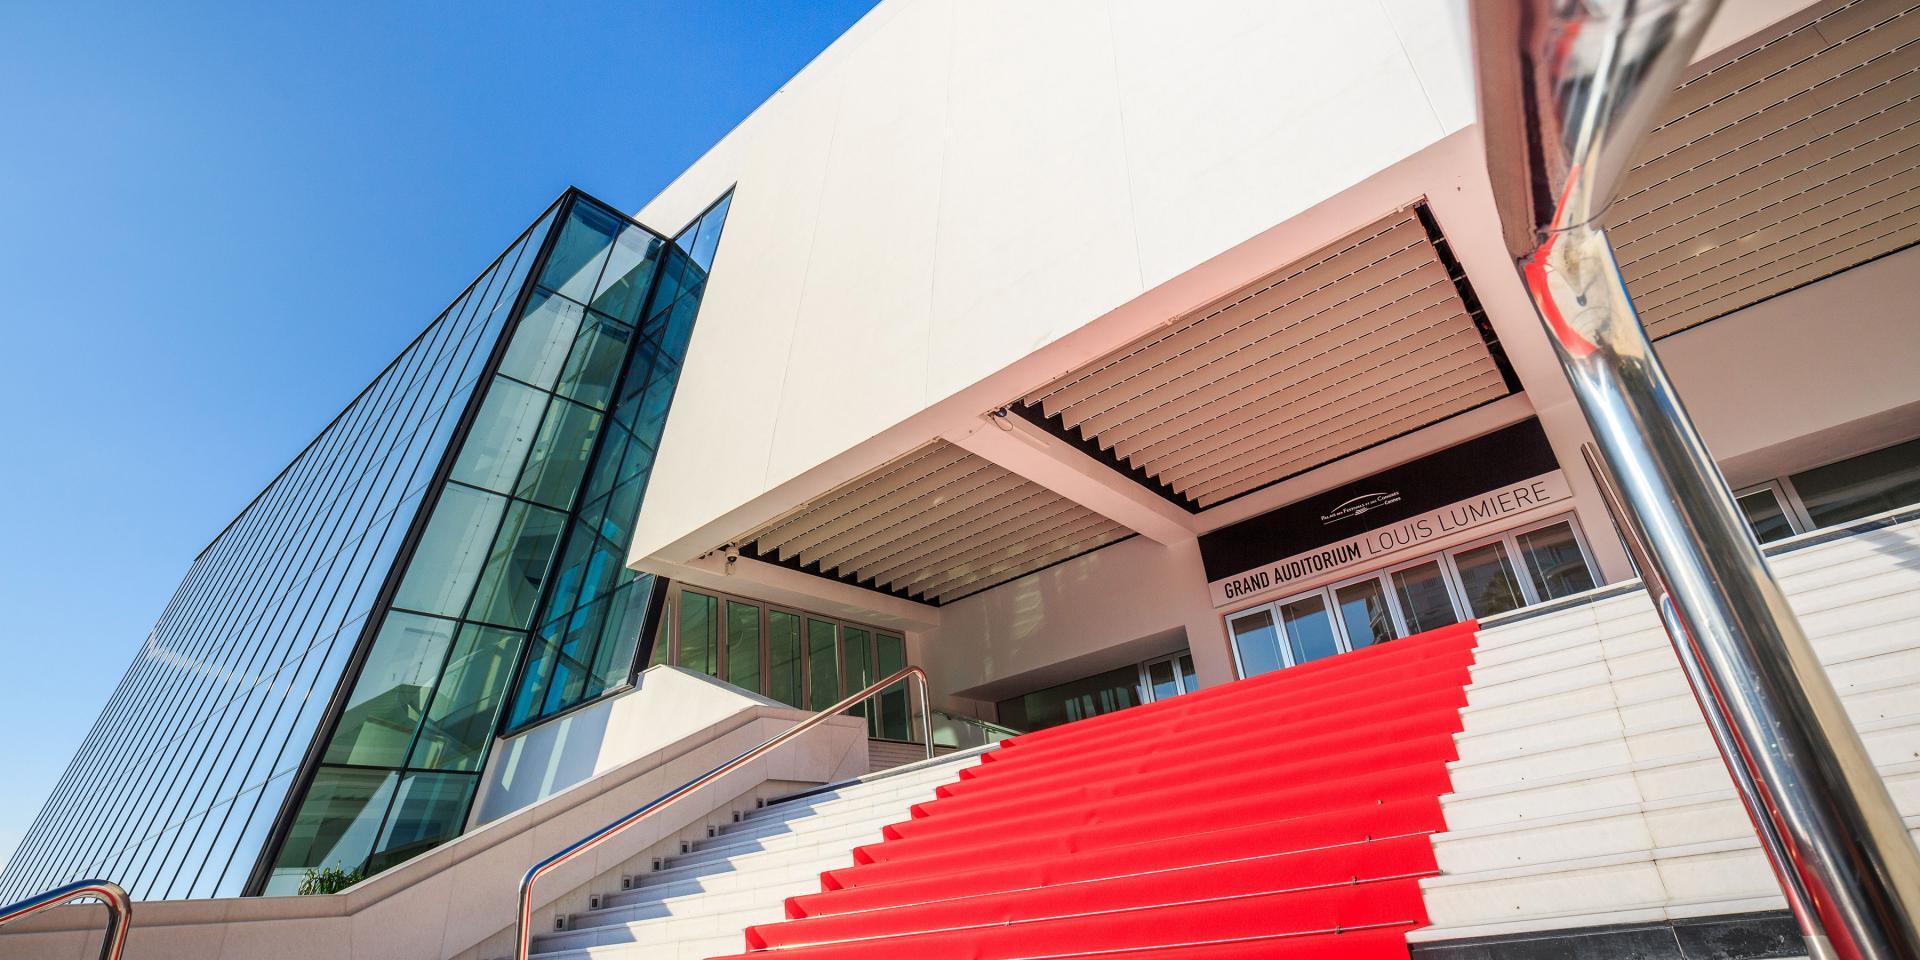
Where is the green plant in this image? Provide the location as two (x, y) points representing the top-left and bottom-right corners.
(297, 864), (364, 896)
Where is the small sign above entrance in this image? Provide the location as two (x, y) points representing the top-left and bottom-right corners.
(1199, 420), (1566, 607)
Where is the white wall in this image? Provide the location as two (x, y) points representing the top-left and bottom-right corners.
(1657, 243), (1920, 486)
(629, 0), (1477, 565)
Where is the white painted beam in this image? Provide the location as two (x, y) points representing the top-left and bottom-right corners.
(947, 413), (1196, 546)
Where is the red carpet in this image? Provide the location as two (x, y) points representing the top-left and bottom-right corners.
(710, 621), (1479, 959)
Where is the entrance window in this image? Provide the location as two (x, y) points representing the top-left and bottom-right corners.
(1278, 594), (1342, 665)
(1227, 608), (1284, 677)
(996, 665), (1142, 731)
(650, 585), (910, 732)
(1790, 437), (1920, 529)
(1228, 515), (1598, 679)
(1449, 542), (1526, 619)
(1513, 520), (1599, 599)
(1333, 576), (1397, 650)
(1392, 560), (1461, 634)
(1735, 483), (1799, 544)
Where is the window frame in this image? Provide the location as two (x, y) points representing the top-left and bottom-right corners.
(1223, 513), (1598, 679)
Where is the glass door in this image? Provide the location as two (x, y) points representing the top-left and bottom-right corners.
(1140, 652), (1198, 702)
(1332, 574), (1399, 650)
(1277, 593), (1342, 666)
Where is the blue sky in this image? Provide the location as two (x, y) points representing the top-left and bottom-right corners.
(0, 0), (877, 876)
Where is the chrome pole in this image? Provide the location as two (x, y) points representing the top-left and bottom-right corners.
(1516, 4), (1920, 958)
(1583, 445), (1835, 960)
(0, 879), (132, 960)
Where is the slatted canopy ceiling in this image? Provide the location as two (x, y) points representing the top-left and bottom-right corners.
(742, 441), (1132, 605)
(1022, 207), (1512, 510)
(1608, 0), (1920, 338)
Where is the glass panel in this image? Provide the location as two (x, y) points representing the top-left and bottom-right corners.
(807, 619), (839, 711)
(449, 377), (548, 494)
(649, 611), (672, 668)
(1229, 609), (1284, 678)
(1790, 438), (1920, 528)
(767, 611), (803, 707)
(1279, 594), (1341, 665)
(1177, 654), (1197, 694)
(323, 612), (458, 767)
(995, 664), (1141, 732)
(1514, 521), (1599, 600)
(688, 194), (732, 271)
(464, 501), (566, 629)
(1335, 578), (1396, 649)
(1451, 542), (1527, 618)
(678, 591), (719, 677)
(408, 625), (524, 772)
(367, 772), (477, 875)
(1392, 561), (1461, 634)
(588, 576), (651, 691)
(1146, 660), (1180, 701)
(393, 484), (506, 617)
(513, 398), (602, 510)
(842, 627), (872, 731)
(1737, 488), (1798, 544)
(554, 315), (632, 410)
(498, 291), (586, 391)
(265, 767), (397, 893)
(589, 228), (663, 325)
(875, 633), (908, 741)
(540, 202), (623, 303)
(725, 600), (762, 692)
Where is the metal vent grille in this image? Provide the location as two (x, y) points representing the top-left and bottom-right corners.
(743, 441), (1131, 605)
(1022, 208), (1509, 509)
(1608, 0), (1920, 337)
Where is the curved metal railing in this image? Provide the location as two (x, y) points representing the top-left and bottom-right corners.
(514, 665), (934, 960)
(0, 879), (132, 960)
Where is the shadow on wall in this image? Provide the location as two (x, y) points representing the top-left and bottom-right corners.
(471, 666), (787, 824)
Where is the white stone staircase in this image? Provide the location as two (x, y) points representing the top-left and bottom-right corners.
(1413, 514), (1920, 945)
(526, 748), (985, 960)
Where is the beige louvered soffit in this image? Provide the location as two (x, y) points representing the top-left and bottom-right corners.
(739, 441), (1132, 605)
(1607, 0), (1920, 338)
(1020, 206), (1513, 510)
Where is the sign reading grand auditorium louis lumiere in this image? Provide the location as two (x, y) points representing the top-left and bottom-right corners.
(1197, 419), (1572, 608)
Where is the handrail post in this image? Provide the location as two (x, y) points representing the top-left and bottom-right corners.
(1513, 3), (1920, 958)
(0, 879), (132, 960)
(513, 665), (935, 960)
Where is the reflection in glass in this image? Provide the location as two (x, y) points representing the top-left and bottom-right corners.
(393, 485), (507, 617)
(590, 228), (664, 324)
(450, 377), (548, 493)
(726, 601), (761, 692)
(1737, 488), (1797, 544)
(1451, 542), (1525, 618)
(1335, 578), (1396, 649)
(465, 502), (565, 629)
(679, 591), (719, 676)
(1176, 653), (1197, 693)
(1790, 437), (1920, 528)
(266, 768), (397, 895)
(409, 625), (524, 771)
(498, 292), (585, 391)
(842, 627), (871, 726)
(323, 612), (457, 767)
(514, 398), (602, 510)
(807, 619), (839, 711)
(1279, 595), (1341, 665)
(1392, 561), (1461, 634)
(1514, 521), (1598, 600)
(367, 772), (476, 875)
(1230, 609), (1283, 677)
(875, 634), (907, 740)
(1147, 660), (1180, 700)
(767, 611), (803, 707)
(996, 664), (1140, 731)
(539, 202), (621, 303)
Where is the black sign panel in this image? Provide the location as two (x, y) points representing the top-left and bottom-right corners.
(1198, 419), (1559, 582)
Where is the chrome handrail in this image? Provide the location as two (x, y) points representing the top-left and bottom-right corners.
(513, 665), (933, 960)
(0, 879), (132, 960)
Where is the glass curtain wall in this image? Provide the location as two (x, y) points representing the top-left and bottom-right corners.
(0, 203), (561, 905)
(263, 191), (729, 893)
(506, 193), (732, 727)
